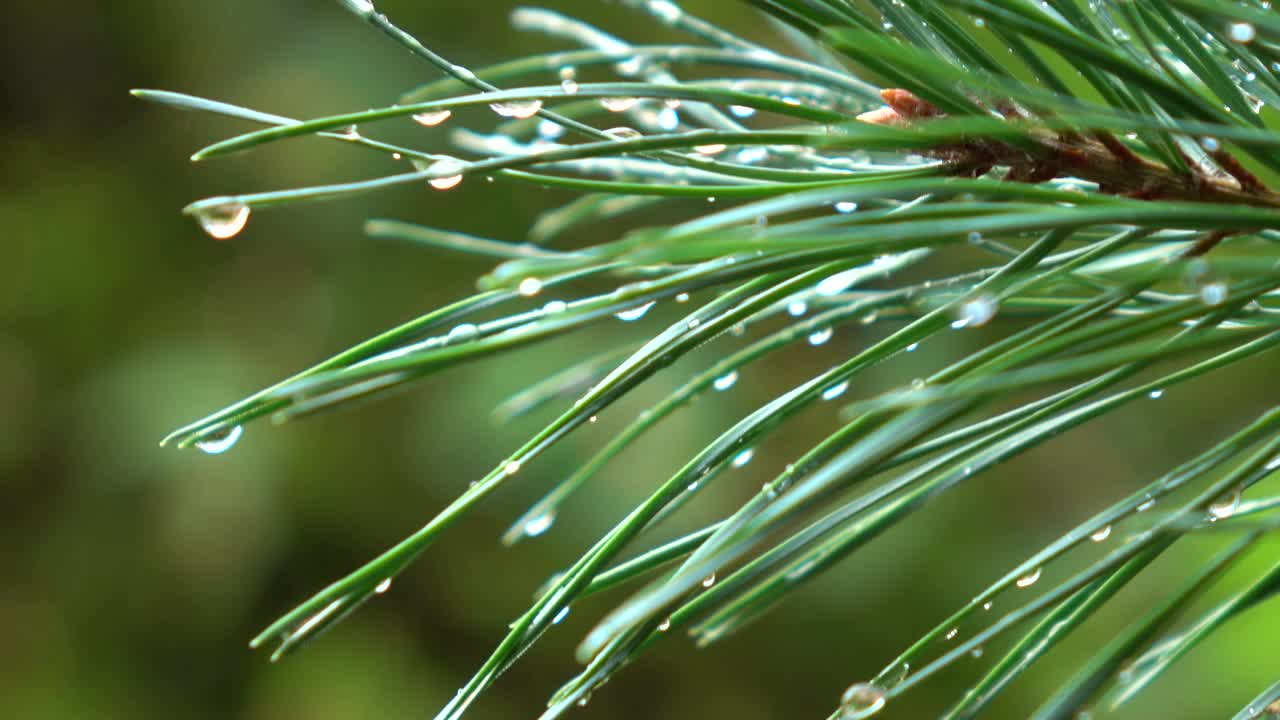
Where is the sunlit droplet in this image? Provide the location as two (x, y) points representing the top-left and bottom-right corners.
(839, 682), (887, 719)
(953, 294), (998, 329)
(504, 460), (523, 476)
(1148, 389), (1164, 399)
(732, 448), (754, 468)
(945, 627), (959, 640)
(193, 201), (250, 240)
(675, 293), (690, 303)
(447, 323), (479, 344)
(695, 143), (727, 156)
(1208, 488), (1241, 521)
(982, 601), (993, 611)
(1138, 497), (1156, 512)
(518, 277), (544, 297)
(1229, 22), (1256, 44)
(702, 572), (717, 588)
(1015, 567), (1042, 588)
(552, 605), (570, 624)
(538, 119), (565, 139)
(729, 104), (756, 118)
(822, 381), (850, 401)
(490, 100), (543, 119)
(524, 511), (555, 537)
(713, 370), (739, 391)
(412, 110), (452, 127)
(835, 201), (858, 213)
(808, 327), (834, 346)
(375, 578), (392, 594)
(601, 97), (638, 112)
(657, 107), (679, 131)
(1199, 281), (1228, 306)
(1090, 525), (1112, 542)
(657, 617), (672, 631)
(906, 342), (919, 353)
(195, 425), (243, 454)
(421, 157), (465, 190)
(1200, 136), (1221, 152)
(543, 300), (568, 314)
(615, 300), (655, 321)
(787, 301), (808, 317)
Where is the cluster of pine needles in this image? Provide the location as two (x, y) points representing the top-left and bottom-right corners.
(138, 0), (1280, 717)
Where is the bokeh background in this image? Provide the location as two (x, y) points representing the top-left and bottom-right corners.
(4, 1), (1278, 718)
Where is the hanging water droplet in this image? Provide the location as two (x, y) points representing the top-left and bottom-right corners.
(657, 106), (679, 131)
(195, 425), (243, 454)
(192, 201), (250, 240)
(675, 293), (690, 303)
(808, 327), (834, 346)
(1015, 567), (1042, 588)
(1229, 22), (1256, 44)
(1208, 488), (1241, 521)
(729, 104), (756, 118)
(835, 201), (858, 213)
(906, 342), (919, 353)
(412, 109), (452, 127)
(714, 370), (739, 391)
(538, 119), (565, 139)
(615, 56), (644, 76)
(839, 682), (887, 719)
(504, 460), (523, 476)
(731, 448), (755, 468)
(694, 143), (727, 156)
(524, 511), (555, 537)
(982, 601), (993, 611)
(447, 323), (479, 344)
(375, 578), (392, 594)
(518, 277), (544, 297)
(1199, 281), (1228, 306)
(1137, 496), (1156, 512)
(945, 627), (959, 640)
(419, 157), (465, 190)
(787, 301), (808, 317)
(605, 126), (643, 140)
(542, 300), (568, 314)
(822, 381), (850, 401)
(970, 647), (984, 659)
(552, 606), (570, 624)
(910, 378), (926, 390)
(816, 269), (861, 296)
(953, 294), (998, 329)
(967, 230), (983, 244)
(702, 572), (717, 588)
(601, 97), (639, 112)
(657, 617), (672, 632)
(490, 100), (543, 119)
(614, 300), (655, 321)
(1148, 389), (1164, 399)
(1090, 525), (1112, 542)
(737, 147), (767, 164)
(1200, 136), (1221, 152)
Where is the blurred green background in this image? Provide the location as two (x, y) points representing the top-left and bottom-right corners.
(4, 2), (1278, 718)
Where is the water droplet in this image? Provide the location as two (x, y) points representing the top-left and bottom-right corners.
(195, 425), (243, 454)
(675, 293), (690, 303)
(412, 110), (452, 127)
(552, 606), (570, 624)
(839, 682), (887, 719)
(504, 460), (523, 476)
(490, 100), (543, 119)
(1137, 497), (1156, 512)
(905, 342), (919, 353)
(375, 578), (392, 594)
(787, 301), (808, 317)
(560, 77), (579, 94)
(538, 119), (565, 139)
(421, 157), (465, 190)
(816, 269), (862, 296)
(822, 381), (850, 401)
(193, 201), (250, 240)
(657, 617), (672, 631)
(982, 601), (993, 611)
(601, 97), (638, 112)
(694, 143), (727, 156)
(910, 378), (926, 390)
(713, 370), (739, 391)
(615, 56), (644, 76)
(524, 511), (555, 537)
(1199, 281), (1228, 306)
(518, 277), (544, 297)
(729, 104), (756, 118)
(731, 448), (754, 468)
(542, 300), (568, 314)
(808, 327), (834, 346)
(945, 627), (959, 640)
(447, 323), (479, 343)
(834, 201), (858, 214)
(614, 300), (655, 321)
(737, 147), (767, 164)
(952, 294), (998, 329)
(657, 107), (679, 131)
(860, 312), (878, 326)
(1200, 136), (1221, 152)
(970, 647), (984, 659)
(1148, 389), (1164, 399)
(605, 126), (643, 140)
(1015, 567), (1042, 588)
(1229, 22), (1256, 44)
(1208, 488), (1241, 521)
(1090, 525), (1112, 542)
(702, 573), (717, 588)
(967, 231), (983, 244)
